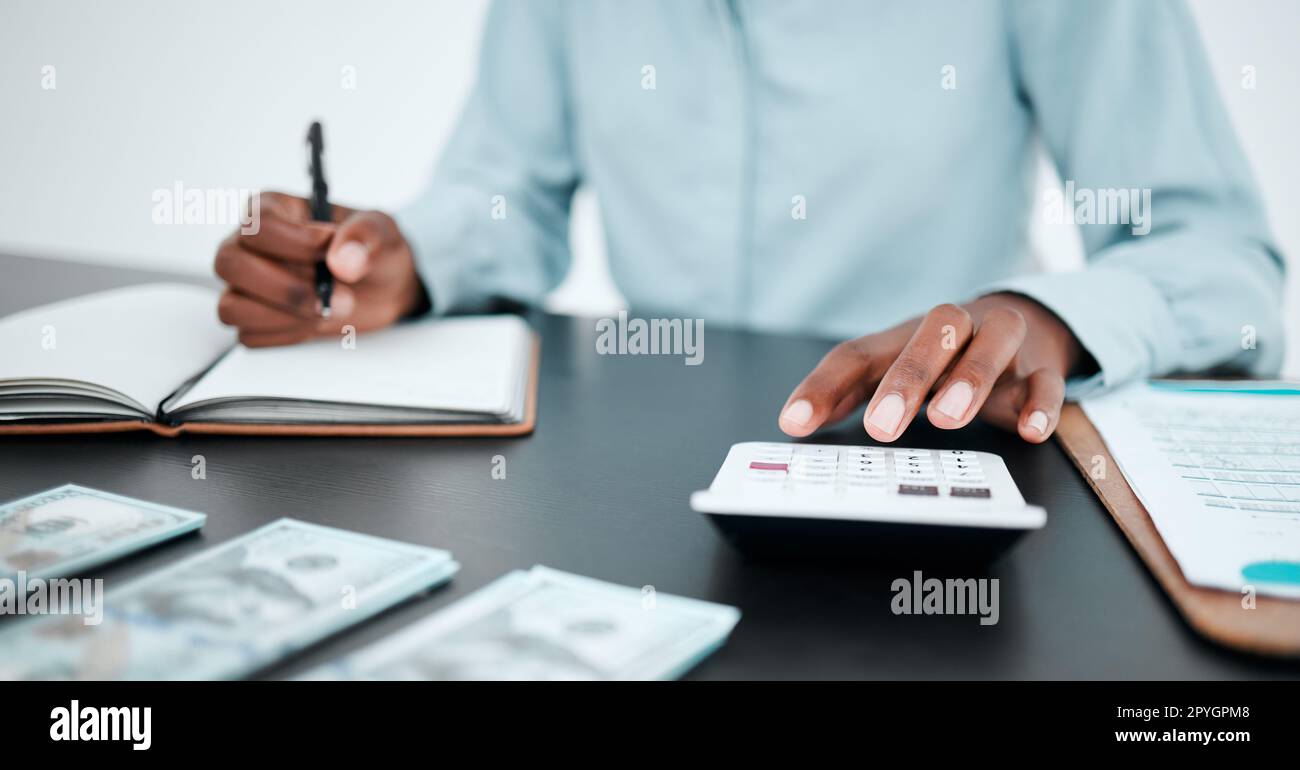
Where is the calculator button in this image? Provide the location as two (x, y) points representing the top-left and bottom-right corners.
(795, 446), (838, 457)
(898, 484), (939, 496)
(894, 447), (935, 460)
(949, 487), (991, 498)
(846, 449), (885, 459)
(749, 461), (788, 472)
(792, 465), (834, 474)
(845, 463), (884, 473)
(792, 472), (835, 482)
(844, 470), (886, 479)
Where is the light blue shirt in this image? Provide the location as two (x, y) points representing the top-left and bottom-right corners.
(397, 0), (1284, 395)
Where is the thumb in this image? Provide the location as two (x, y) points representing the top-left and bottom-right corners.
(325, 211), (387, 283)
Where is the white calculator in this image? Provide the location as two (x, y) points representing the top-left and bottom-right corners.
(690, 442), (1046, 561)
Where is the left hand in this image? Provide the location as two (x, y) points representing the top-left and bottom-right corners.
(778, 293), (1085, 444)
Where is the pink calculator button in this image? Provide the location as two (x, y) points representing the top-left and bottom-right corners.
(749, 462), (788, 471)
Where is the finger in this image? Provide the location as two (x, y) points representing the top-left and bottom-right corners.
(926, 306), (1027, 429)
(258, 190), (354, 224)
(217, 290), (314, 332)
(863, 304), (972, 442)
(1016, 368), (1066, 443)
(825, 388), (868, 425)
(325, 211), (389, 284)
(779, 339), (877, 437)
(258, 191), (312, 220)
(240, 310), (365, 347)
(238, 328), (317, 348)
(217, 287), (355, 330)
(214, 235), (326, 318)
(239, 192), (336, 263)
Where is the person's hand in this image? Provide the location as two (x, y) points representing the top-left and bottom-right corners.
(214, 192), (426, 347)
(778, 294), (1085, 443)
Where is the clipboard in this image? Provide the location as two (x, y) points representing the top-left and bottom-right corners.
(1055, 403), (1300, 658)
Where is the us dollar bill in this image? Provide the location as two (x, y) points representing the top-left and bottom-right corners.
(305, 566), (739, 680)
(0, 518), (458, 680)
(0, 484), (205, 580)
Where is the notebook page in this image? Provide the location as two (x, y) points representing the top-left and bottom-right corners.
(0, 284), (234, 415)
(1083, 381), (1300, 599)
(168, 315), (530, 418)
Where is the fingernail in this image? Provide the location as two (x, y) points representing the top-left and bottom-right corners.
(781, 399), (814, 428)
(331, 241), (369, 281)
(330, 287), (355, 318)
(867, 392), (905, 436)
(1027, 410), (1049, 435)
(934, 380), (974, 421)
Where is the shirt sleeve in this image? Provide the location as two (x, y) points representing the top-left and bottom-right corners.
(985, 0), (1285, 398)
(394, 0), (579, 314)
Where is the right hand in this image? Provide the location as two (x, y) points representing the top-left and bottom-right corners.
(214, 192), (426, 347)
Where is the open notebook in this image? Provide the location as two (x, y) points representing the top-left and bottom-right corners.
(0, 284), (538, 437)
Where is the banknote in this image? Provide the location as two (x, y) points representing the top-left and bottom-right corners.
(305, 566), (740, 681)
(0, 518), (458, 680)
(0, 484), (206, 580)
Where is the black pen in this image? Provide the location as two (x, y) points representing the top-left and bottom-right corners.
(307, 121), (334, 317)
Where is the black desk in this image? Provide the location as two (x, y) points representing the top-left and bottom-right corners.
(1, 252), (1296, 680)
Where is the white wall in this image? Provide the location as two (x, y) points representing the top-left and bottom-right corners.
(0, 0), (488, 267)
(1, 0), (1295, 367)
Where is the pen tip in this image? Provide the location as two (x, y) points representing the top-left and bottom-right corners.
(320, 308), (332, 319)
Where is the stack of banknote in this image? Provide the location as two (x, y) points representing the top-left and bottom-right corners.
(304, 566), (741, 680)
(0, 484), (740, 680)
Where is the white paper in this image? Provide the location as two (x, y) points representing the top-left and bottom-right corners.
(0, 284), (234, 415)
(168, 314), (530, 419)
(1083, 381), (1300, 599)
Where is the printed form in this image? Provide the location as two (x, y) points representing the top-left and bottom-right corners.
(1083, 381), (1300, 599)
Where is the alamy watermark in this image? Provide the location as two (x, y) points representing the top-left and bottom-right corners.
(0, 570), (104, 626)
(595, 311), (704, 366)
(1043, 180), (1151, 236)
(50, 700), (151, 750)
(891, 570), (999, 626)
(151, 181), (260, 235)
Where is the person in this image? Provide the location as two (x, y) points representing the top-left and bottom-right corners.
(213, 0), (1283, 444)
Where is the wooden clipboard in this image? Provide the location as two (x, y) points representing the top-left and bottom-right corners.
(1055, 403), (1300, 658)
(0, 337), (540, 439)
